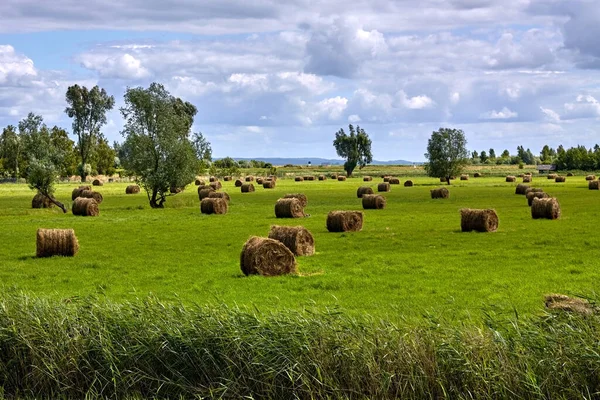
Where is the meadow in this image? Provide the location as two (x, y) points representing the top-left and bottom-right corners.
(1, 167), (598, 323)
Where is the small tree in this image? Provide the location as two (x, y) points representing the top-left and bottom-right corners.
(333, 124), (373, 177)
(27, 159), (67, 213)
(0, 125), (21, 178)
(192, 132), (212, 175)
(65, 85), (115, 182)
(120, 83), (197, 208)
(424, 128), (469, 185)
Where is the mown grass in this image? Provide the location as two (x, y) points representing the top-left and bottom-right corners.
(0, 173), (599, 322)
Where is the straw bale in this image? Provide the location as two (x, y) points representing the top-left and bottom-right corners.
(210, 181), (222, 190)
(275, 198), (304, 218)
(363, 176), (372, 182)
(356, 186), (374, 198)
(526, 191), (549, 206)
(235, 179), (243, 187)
(245, 176), (255, 182)
(430, 187), (449, 199)
(263, 180), (276, 189)
(208, 191), (230, 203)
(92, 179), (103, 186)
(460, 174), (469, 181)
(404, 180), (413, 187)
(555, 176), (566, 183)
(318, 175), (327, 181)
(72, 198), (99, 216)
(377, 182), (390, 192)
(295, 176), (304, 182)
(79, 190), (103, 204)
(125, 185), (140, 194)
(389, 178), (400, 184)
(241, 183), (255, 193)
(32, 193), (54, 209)
(337, 176), (347, 181)
(362, 194), (386, 210)
(283, 193), (307, 207)
(544, 294), (595, 315)
(268, 225), (315, 256)
(36, 228), (79, 257)
(589, 180), (600, 190)
(326, 211), (363, 232)
(506, 176), (516, 182)
(460, 208), (498, 232)
(240, 236), (297, 276)
(200, 198), (228, 215)
(531, 197), (560, 219)
(515, 184), (530, 195)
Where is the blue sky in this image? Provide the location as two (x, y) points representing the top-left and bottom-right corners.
(1, 0), (600, 161)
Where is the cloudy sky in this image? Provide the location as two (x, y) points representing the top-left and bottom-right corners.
(0, 0), (599, 161)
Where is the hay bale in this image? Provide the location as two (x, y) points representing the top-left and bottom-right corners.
(305, 176), (315, 181)
(224, 176), (232, 181)
(200, 198), (228, 215)
(363, 176), (372, 182)
(544, 294), (595, 315)
(71, 186), (90, 200)
(526, 191), (549, 206)
(36, 228), (79, 258)
(268, 175), (277, 181)
(377, 183), (390, 192)
(32, 193), (54, 209)
(337, 176), (347, 181)
(383, 176), (391, 182)
(460, 208), (498, 232)
(586, 175), (596, 181)
(268, 225), (315, 256)
(326, 211), (363, 232)
(92, 179), (103, 186)
(515, 184), (530, 195)
(198, 187), (215, 200)
(275, 198), (305, 218)
(245, 176), (255, 182)
(362, 194), (386, 210)
(209, 176), (218, 182)
(256, 177), (264, 184)
(431, 187), (449, 199)
(356, 186), (374, 198)
(295, 176), (304, 182)
(506, 176), (516, 182)
(72, 198), (99, 217)
(555, 176), (566, 183)
(531, 197), (560, 219)
(235, 179), (243, 187)
(460, 174), (469, 181)
(170, 186), (182, 194)
(241, 183), (255, 193)
(589, 180), (600, 190)
(548, 173), (557, 179)
(125, 185), (140, 194)
(330, 174), (338, 179)
(263, 180), (276, 189)
(523, 175), (532, 183)
(283, 193), (307, 207)
(208, 191), (230, 203)
(567, 172), (574, 177)
(318, 175), (327, 181)
(525, 187), (544, 194)
(79, 190), (103, 204)
(389, 178), (400, 185)
(210, 181), (222, 190)
(474, 172), (482, 178)
(404, 180), (413, 187)
(194, 179), (204, 186)
(240, 236), (297, 276)
(439, 177), (446, 182)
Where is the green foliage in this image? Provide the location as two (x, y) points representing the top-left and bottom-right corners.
(424, 127), (469, 183)
(488, 148), (496, 159)
(92, 137), (117, 176)
(479, 150), (488, 163)
(0, 125), (22, 177)
(333, 124), (373, 177)
(120, 83), (197, 208)
(49, 126), (78, 177)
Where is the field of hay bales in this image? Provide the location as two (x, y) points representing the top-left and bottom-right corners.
(1, 172), (599, 322)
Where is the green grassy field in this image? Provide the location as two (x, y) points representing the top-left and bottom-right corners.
(1, 173), (599, 322)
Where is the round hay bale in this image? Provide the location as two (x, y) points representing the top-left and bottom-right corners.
(589, 180), (600, 190)
(567, 172), (574, 177)
(356, 186), (374, 198)
(283, 193), (307, 207)
(377, 182), (390, 192)
(170, 186), (182, 194)
(548, 173), (557, 180)
(195, 179), (204, 186)
(363, 176), (372, 182)
(209, 176), (218, 182)
(72, 197), (99, 217)
(208, 191), (230, 203)
(384, 176), (391, 182)
(36, 228), (79, 258)
(526, 191), (549, 206)
(305, 176), (315, 181)
(198, 187), (215, 200)
(235, 179), (243, 187)
(200, 198), (228, 215)
(555, 176), (566, 183)
(531, 197), (560, 219)
(439, 177), (446, 182)
(223, 176), (232, 181)
(210, 181), (222, 190)
(108, 178), (114, 183)
(523, 175), (532, 183)
(544, 294), (594, 315)
(295, 176), (304, 182)
(430, 187), (449, 199)
(525, 187), (544, 194)
(337, 176), (347, 181)
(241, 183), (255, 193)
(32, 193), (54, 209)
(460, 208), (498, 232)
(256, 177), (264, 185)
(318, 175), (327, 181)
(240, 236), (297, 276)
(389, 178), (400, 184)
(125, 185), (140, 194)
(326, 211), (363, 232)
(505, 176), (516, 182)
(263, 180), (276, 189)
(275, 198), (304, 218)
(460, 174), (469, 181)
(515, 184), (530, 195)
(71, 186), (91, 200)
(586, 175), (596, 181)
(404, 180), (413, 187)
(268, 175), (277, 181)
(474, 172), (482, 178)
(362, 194), (386, 210)
(330, 174), (338, 179)
(92, 179), (103, 186)
(268, 225), (315, 256)
(245, 176), (255, 182)
(79, 190), (103, 204)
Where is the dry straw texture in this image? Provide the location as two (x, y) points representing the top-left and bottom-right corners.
(72, 198), (99, 217)
(378, 183), (390, 192)
(460, 209), (499, 232)
(268, 175), (277, 181)
(283, 193), (308, 207)
(194, 179), (203, 186)
(515, 184), (530, 195)
(169, 187), (182, 194)
(548, 173), (558, 179)
(263, 180), (276, 189)
(525, 187), (544, 194)
(531, 197), (560, 219)
(383, 177), (391, 182)
(404, 180), (413, 187)
(208, 191), (230, 203)
(389, 178), (400, 184)
(362, 194), (386, 210)
(567, 172), (574, 176)
(235, 179), (243, 187)
(555, 176), (566, 182)
(208, 181), (221, 190)
(223, 176), (232, 181)
(32, 193), (54, 209)
(460, 175), (469, 180)
(439, 177), (446, 182)
(505, 176), (516, 182)
(330, 174), (338, 179)
(545, 294), (595, 315)
(197, 187), (215, 200)
(305, 176), (315, 181)
(430, 187), (449, 199)
(71, 186), (90, 200)
(200, 198), (228, 215)
(326, 211), (364, 232)
(474, 172), (482, 177)
(586, 175), (596, 181)
(92, 179), (103, 186)
(256, 178), (264, 185)
(275, 198), (305, 218)
(526, 191), (549, 206)
(241, 183), (255, 193)
(268, 225), (315, 256)
(589, 180), (600, 190)
(36, 228), (79, 258)
(523, 175), (532, 183)
(125, 185), (140, 194)
(245, 176), (255, 182)
(356, 186), (374, 198)
(79, 190), (103, 204)
(318, 175), (327, 181)
(337, 176), (347, 181)
(240, 236), (297, 276)
(209, 176), (218, 182)
(363, 176), (372, 182)
(295, 176), (304, 182)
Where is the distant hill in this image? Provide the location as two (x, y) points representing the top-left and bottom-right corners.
(226, 157), (421, 166)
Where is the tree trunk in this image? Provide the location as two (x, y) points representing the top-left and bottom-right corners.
(446, 176), (451, 185)
(149, 188), (164, 208)
(44, 194), (67, 213)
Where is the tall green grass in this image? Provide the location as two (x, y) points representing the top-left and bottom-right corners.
(0, 291), (599, 399)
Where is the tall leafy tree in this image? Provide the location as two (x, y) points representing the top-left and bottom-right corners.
(49, 126), (78, 177)
(424, 128), (469, 185)
(91, 136), (117, 176)
(479, 150), (488, 163)
(488, 148), (496, 159)
(192, 131), (212, 174)
(333, 124), (373, 177)
(65, 85), (115, 182)
(0, 125), (21, 178)
(120, 83), (197, 208)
